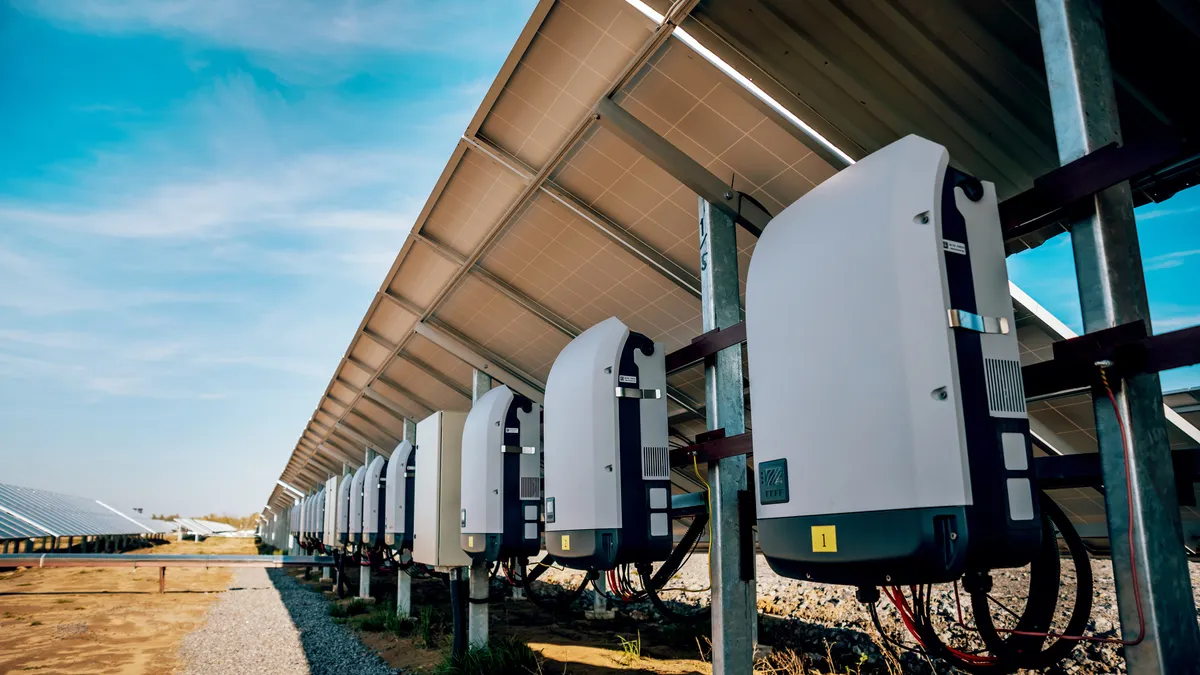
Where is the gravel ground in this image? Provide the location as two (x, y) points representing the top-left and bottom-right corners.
(533, 554), (1200, 673)
(178, 568), (396, 675)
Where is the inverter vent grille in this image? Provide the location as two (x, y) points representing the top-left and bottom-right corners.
(984, 358), (1026, 414)
(519, 477), (541, 500)
(641, 446), (670, 479)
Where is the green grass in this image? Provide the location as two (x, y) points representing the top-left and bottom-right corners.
(618, 631), (642, 664)
(350, 611), (388, 632)
(329, 598), (372, 619)
(433, 637), (542, 675)
(418, 606), (439, 649)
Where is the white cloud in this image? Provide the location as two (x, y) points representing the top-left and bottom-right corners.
(0, 150), (420, 239)
(1157, 314), (1200, 331)
(1145, 249), (1200, 272)
(0, 244), (233, 315)
(16, 0), (531, 82)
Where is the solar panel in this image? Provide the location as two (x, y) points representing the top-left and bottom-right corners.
(0, 508), (49, 539)
(0, 483), (146, 539)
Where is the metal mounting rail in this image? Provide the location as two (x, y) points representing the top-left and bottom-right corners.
(0, 554), (332, 569)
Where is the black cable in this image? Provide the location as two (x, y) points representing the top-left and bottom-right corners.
(450, 571), (467, 657)
(969, 494), (1093, 671)
(867, 601), (923, 657)
(519, 562), (591, 613)
(636, 562), (710, 625)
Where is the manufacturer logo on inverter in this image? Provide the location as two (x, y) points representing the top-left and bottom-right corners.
(943, 239), (967, 255)
(618, 375), (637, 384)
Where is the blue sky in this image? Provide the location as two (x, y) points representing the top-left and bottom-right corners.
(0, 1), (1196, 519)
(1007, 187), (1200, 392)
(0, 0), (535, 516)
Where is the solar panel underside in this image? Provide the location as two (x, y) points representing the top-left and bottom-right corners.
(269, 0), (1199, 549)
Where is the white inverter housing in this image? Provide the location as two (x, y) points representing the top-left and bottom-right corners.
(324, 475), (340, 548)
(336, 472), (353, 545)
(412, 411), (471, 568)
(543, 317), (671, 569)
(384, 440), (416, 551)
(460, 385), (542, 562)
(311, 489), (325, 545)
(746, 135), (1039, 587)
(348, 465), (367, 544)
(362, 455), (387, 546)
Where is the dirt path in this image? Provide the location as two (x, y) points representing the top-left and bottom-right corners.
(0, 537), (255, 675)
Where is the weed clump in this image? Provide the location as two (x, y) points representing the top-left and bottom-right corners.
(434, 636), (541, 675)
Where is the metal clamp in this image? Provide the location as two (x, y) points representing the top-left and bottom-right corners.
(615, 387), (662, 399)
(948, 309), (1010, 335)
(500, 445), (538, 454)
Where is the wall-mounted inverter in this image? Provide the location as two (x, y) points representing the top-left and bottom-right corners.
(337, 470), (354, 545)
(311, 489), (325, 544)
(746, 135), (1040, 587)
(412, 411), (472, 568)
(362, 455), (387, 547)
(461, 385), (542, 562)
(543, 317), (672, 569)
(384, 440), (416, 551)
(324, 475), (340, 548)
(348, 465), (368, 544)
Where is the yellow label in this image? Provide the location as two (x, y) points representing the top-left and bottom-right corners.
(561, 534), (571, 551)
(467, 536), (474, 548)
(811, 525), (837, 552)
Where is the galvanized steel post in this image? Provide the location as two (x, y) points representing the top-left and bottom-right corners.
(360, 446), (377, 600)
(699, 197), (756, 674)
(398, 417), (417, 618)
(1035, 0), (1200, 670)
(469, 368), (491, 648)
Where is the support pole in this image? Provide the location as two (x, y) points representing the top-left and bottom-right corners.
(586, 573), (616, 620)
(360, 446), (377, 601)
(159, 567), (166, 594)
(398, 418), (417, 618)
(1035, 1), (1200, 671)
(699, 197), (756, 675)
(468, 369), (491, 648)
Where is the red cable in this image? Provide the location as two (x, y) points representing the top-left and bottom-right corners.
(947, 376), (1146, 646)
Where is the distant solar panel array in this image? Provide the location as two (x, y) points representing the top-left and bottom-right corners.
(174, 518), (238, 536)
(0, 482), (176, 541)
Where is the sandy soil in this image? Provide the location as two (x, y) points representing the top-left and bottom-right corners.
(302, 567), (712, 675)
(0, 537), (256, 675)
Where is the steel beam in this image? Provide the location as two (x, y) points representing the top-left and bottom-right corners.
(1035, 0), (1200, 670)
(361, 386), (418, 423)
(416, 230), (702, 415)
(323, 436), (363, 466)
(336, 420), (388, 451)
(698, 197), (756, 674)
(348, 409), (401, 442)
(469, 369), (491, 648)
(413, 320), (544, 403)
(375, 374), (439, 416)
(399, 354), (472, 400)
(417, 231), (583, 339)
(381, 290), (426, 318)
(330, 425), (373, 453)
(462, 135), (701, 297)
(595, 97), (771, 237)
(360, 329), (400, 352)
